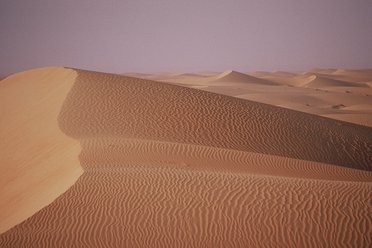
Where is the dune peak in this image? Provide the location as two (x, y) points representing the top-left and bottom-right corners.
(211, 70), (279, 85)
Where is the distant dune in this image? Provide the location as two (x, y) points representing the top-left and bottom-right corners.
(332, 69), (372, 82)
(210, 70), (279, 85)
(1, 67), (371, 247)
(303, 69), (372, 83)
(199, 69), (372, 127)
(304, 75), (367, 88)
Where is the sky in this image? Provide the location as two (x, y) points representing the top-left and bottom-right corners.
(1, 0), (372, 76)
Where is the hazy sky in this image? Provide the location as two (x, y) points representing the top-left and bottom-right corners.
(1, 0), (372, 75)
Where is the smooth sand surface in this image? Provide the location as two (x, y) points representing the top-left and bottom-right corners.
(0, 67), (82, 233)
(0, 67), (371, 247)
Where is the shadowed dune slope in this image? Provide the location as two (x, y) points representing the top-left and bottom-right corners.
(58, 69), (372, 171)
(0, 67), (82, 233)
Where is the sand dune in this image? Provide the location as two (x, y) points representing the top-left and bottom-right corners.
(252, 70), (372, 88)
(303, 69), (372, 84)
(304, 75), (367, 88)
(1, 67), (371, 247)
(253, 71), (298, 77)
(210, 70), (279, 85)
(309, 68), (339, 74)
(332, 69), (372, 82)
(251, 71), (304, 86)
(144, 70), (279, 86)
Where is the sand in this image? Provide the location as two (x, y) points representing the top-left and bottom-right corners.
(0, 67), (371, 247)
(0, 67), (82, 233)
(151, 69), (372, 127)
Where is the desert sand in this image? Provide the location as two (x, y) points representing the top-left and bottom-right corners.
(0, 67), (371, 247)
(147, 69), (372, 127)
(0, 67), (82, 234)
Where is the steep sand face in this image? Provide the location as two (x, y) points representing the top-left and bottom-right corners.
(0, 67), (82, 233)
(1, 68), (371, 247)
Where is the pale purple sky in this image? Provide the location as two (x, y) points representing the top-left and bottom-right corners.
(1, 0), (372, 76)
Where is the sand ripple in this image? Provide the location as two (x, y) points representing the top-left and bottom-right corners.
(1, 166), (371, 247)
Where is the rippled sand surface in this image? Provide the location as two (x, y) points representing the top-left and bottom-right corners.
(1, 67), (371, 247)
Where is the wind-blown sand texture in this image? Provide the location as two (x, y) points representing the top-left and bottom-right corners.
(0, 67), (371, 247)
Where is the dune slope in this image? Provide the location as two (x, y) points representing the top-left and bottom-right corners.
(58, 69), (372, 171)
